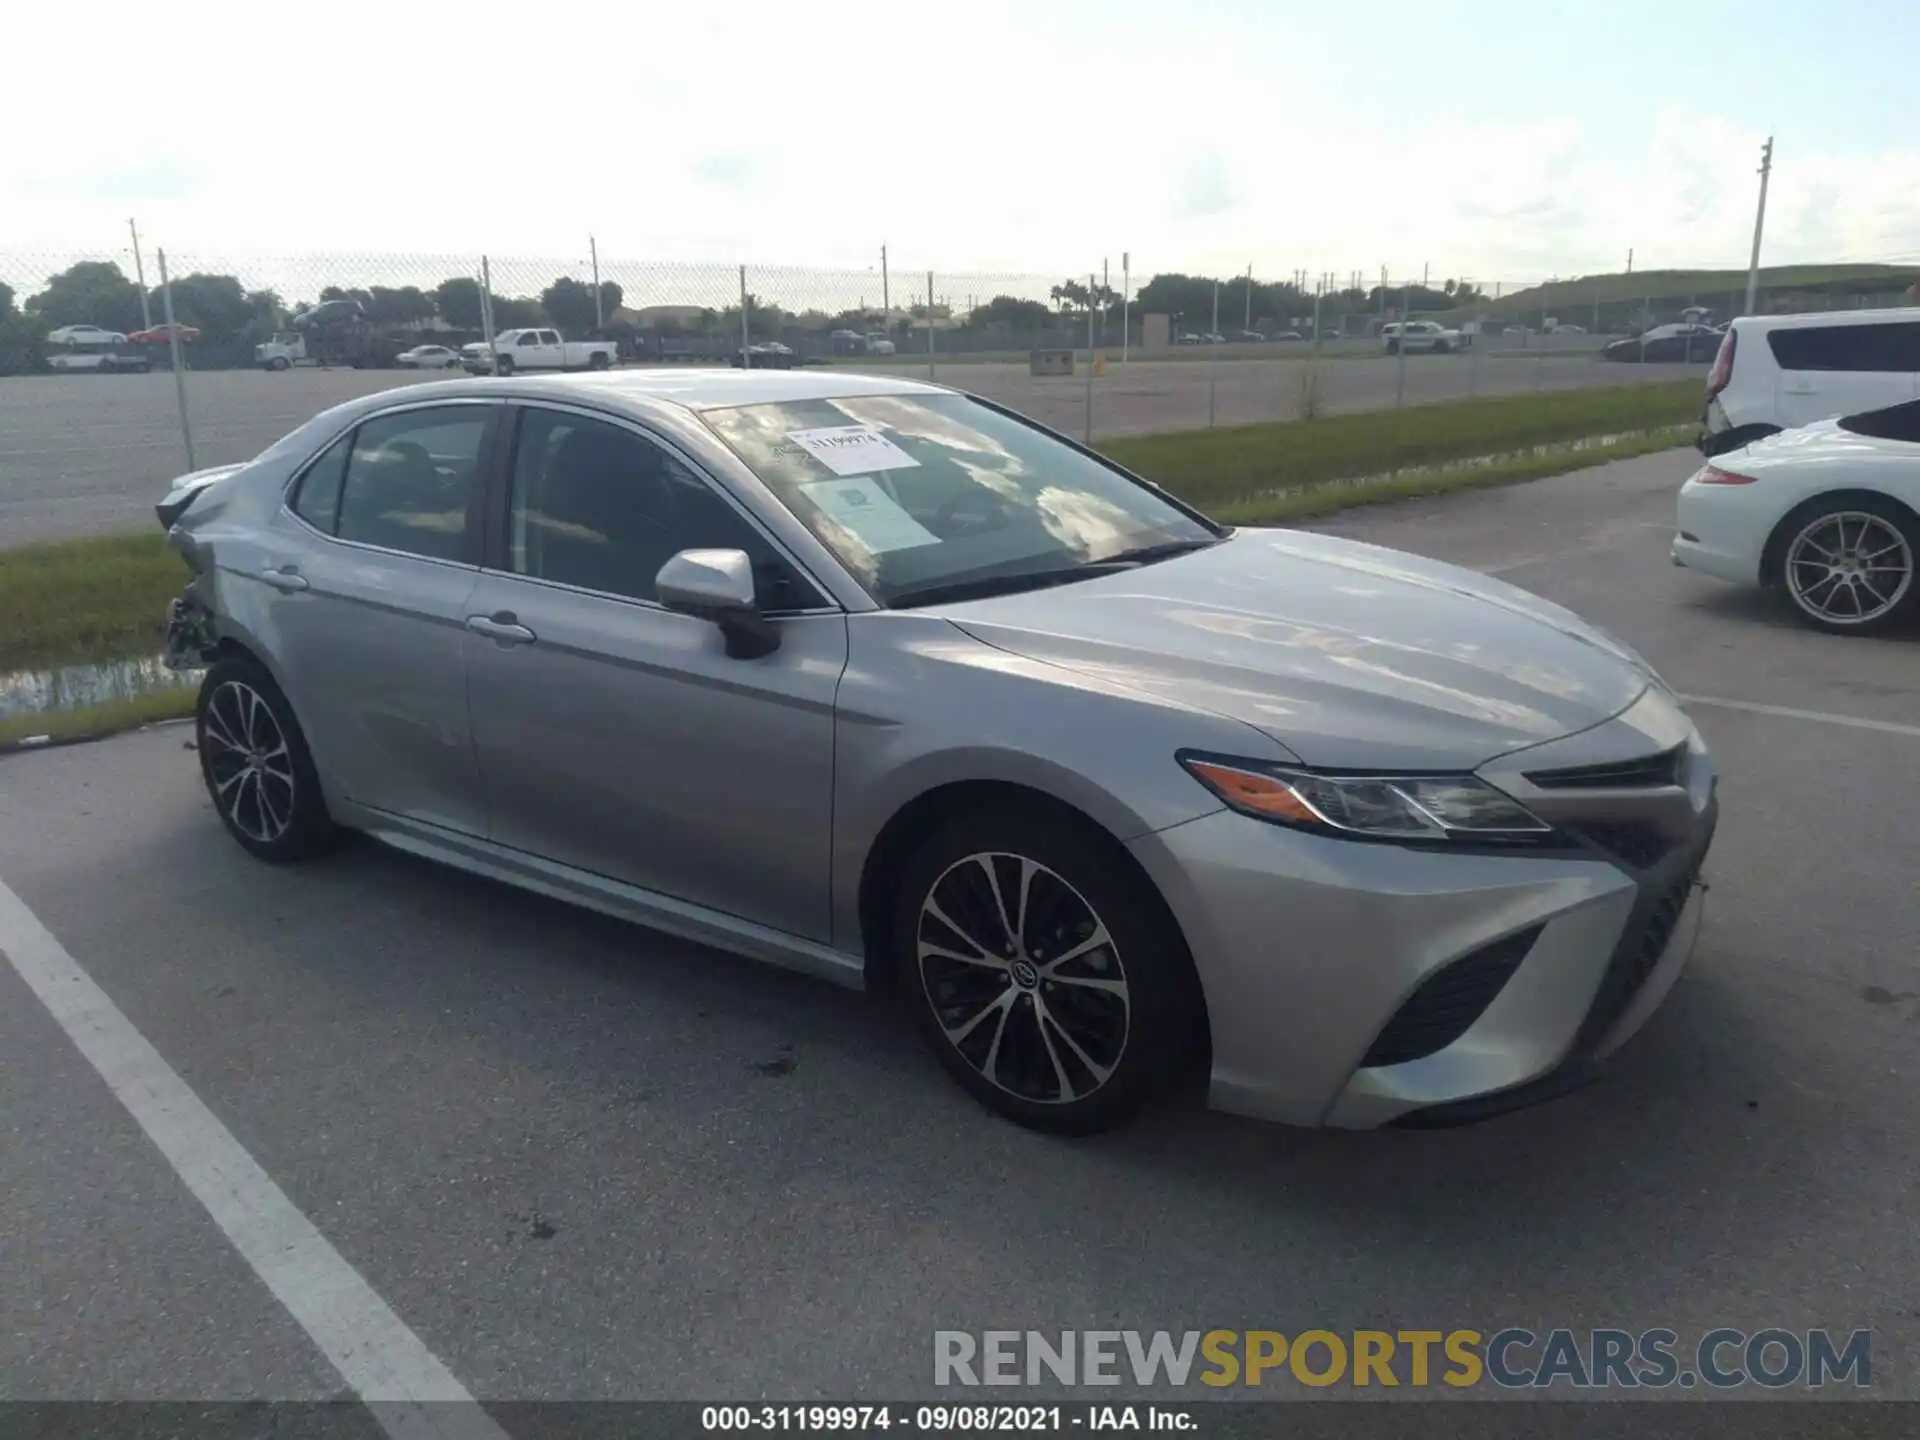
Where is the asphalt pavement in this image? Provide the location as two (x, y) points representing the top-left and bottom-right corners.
(0, 351), (1703, 546)
(2, 448), (1916, 1424)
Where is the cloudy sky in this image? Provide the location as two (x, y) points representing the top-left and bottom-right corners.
(10, 0), (1920, 291)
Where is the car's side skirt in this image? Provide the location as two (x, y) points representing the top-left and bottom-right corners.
(335, 802), (869, 991)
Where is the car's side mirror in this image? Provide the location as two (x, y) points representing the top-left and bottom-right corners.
(655, 548), (780, 659)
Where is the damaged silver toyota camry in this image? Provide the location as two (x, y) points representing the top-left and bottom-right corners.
(156, 370), (1717, 1134)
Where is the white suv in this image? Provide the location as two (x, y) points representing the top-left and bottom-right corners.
(1381, 320), (1465, 355)
(1698, 308), (1920, 457)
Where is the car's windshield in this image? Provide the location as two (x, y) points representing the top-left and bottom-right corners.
(700, 392), (1221, 606)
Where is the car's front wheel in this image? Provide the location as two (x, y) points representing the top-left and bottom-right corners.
(892, 803), (1198, 1134)
(195, 657), (343, 862)
(1777, 496), (1919, 635)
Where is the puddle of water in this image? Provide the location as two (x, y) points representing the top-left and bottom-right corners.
(0, 654), (201, 725)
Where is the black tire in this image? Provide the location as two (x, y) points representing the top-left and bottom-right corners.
(1384, 340), (1399, 355)
(891, 802), (1198, 1135)
(494, 355), (514, 376)
(587, 352), (611, 371)
(195, 656), (344, 863)
(267, 357), (291, 372)
(1769, 494), (1920, 636)
(1433, 339), (1451, 354)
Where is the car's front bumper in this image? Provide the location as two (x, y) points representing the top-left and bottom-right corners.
(1127, 691), (1718, 1129)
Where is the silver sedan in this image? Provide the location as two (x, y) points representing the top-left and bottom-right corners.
(156, 370), (1718, 1133)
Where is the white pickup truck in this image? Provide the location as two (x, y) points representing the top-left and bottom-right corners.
(476, 328), (618, 374)
(1381, 320), (1466, 355)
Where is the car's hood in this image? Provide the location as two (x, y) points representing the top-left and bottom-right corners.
(940, 530), (1655, 770)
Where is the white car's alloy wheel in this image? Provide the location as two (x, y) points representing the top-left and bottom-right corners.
(1783, 509), (1914, 629)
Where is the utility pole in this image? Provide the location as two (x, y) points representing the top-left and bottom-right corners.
(1121, 251), (1130, 366)
(1626, 247), (1634, 276)
(881, 244), (890, 327)
(590, 235), (603, 330)
(1744, 137), (1774, 316)
(129, 218), (153, 331)
(1244, 263), (1253, 329)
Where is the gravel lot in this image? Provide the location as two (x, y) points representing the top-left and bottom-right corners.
(2, 447), (1916, 1426)
(0, 351), (1702, 546)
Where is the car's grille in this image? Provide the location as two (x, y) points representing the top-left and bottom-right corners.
(1576, 860), (1702, 1051)
(1525, 743), (1686, 791)
(1361, 926), (1543, 1068)
(1563, 821), (1675, 871)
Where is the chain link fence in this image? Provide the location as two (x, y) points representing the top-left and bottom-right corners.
(4, 238), (1917, 541)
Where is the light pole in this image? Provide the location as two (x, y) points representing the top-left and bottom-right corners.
(1744, 137), (1774, 316)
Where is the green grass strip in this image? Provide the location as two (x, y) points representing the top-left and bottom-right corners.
(1103, 379), (1701, 510)
(0, 532), (189, 672)
(0, 688), (196, 751)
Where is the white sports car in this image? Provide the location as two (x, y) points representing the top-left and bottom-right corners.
(1672, 399), (1920, 634)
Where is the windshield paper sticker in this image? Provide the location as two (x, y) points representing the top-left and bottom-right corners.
(797, 477), (940, 552)
(787, 424), (922, 477)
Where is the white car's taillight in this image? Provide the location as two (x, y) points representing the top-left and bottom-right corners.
(1706, 329), (1736, 398)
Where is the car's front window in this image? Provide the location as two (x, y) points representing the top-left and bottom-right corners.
(700, 392), (1221, 607)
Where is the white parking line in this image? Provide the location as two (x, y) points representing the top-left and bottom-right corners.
(0, 875), (509, 1439)
(1678, 693), (1920, 740)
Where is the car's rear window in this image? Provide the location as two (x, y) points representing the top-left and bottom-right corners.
(1837, 398), (1920, 442)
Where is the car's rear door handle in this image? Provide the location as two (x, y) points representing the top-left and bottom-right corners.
(260, 566), (309, 592)
(466, 612), (537, 645)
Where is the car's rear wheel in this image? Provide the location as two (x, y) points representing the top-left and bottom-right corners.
(1777, 496), (1919, 635)
(195, 657), (343, 862)
(1433, 339), (1451, 354)
(892, 803), (1197, 1134)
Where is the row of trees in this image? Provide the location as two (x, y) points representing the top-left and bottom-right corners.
(0, 259), (1500, 374)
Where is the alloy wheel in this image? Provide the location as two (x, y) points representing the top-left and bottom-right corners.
(916, 852), (1131, 1105)
(1784, 511), (1914, 626)
(200, 680), (297, 844)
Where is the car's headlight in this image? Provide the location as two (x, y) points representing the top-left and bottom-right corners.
(1179, 753), (1551, 842)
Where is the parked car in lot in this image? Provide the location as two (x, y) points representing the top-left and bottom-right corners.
(155, 369), (1717, 1135)
(1697, 308), (1920, 458)
(1270, 330), (1305, 342)
(1381, 321), (1465, 354)
(479, 328), (618, 375)
(1601, 323), (1721, 364)
(733, 341), (797, 369)
(396, 344), (464, 370)
(1674, 397), (1920, 634)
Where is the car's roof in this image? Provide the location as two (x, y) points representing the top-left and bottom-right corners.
(478, 367), (953, 412)
(1730, 306), (1919, 333)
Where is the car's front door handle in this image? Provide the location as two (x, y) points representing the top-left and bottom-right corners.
(466, 612), (537, 645)
(260, 566), (309, 592)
